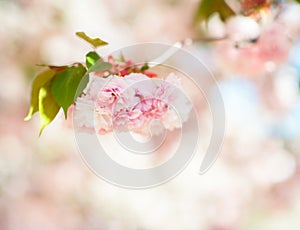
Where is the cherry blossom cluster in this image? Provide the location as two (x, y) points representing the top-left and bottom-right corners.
(205, 1), (300, 77)
(71, 72), (191, 136)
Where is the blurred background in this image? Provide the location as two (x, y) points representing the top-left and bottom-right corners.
(1, 0), (300, 229)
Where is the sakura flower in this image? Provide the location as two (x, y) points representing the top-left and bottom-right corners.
(71, 94), (112, 134)
(72, 71), (191, 137)
(155, 73), (182, 103)
(113, 108), (150, 135)
(160, 108), (182, 130)
(278, 3), (300, 39)
(125, 73), (157, 98)
(159, 73), (192, 123)
(217, 22), (291, 77)
(206, 14), (227, 39)
(134, 98), (168, 119)
(112, 108), (143, 130)
(85, 74), (106, 100)
(73, 96), (96, 133)
(226, 15), (261, 44)
(94, 108), (113, 134)
(95, 76), (129, 110)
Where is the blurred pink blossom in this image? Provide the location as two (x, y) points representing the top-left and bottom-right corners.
(217, 23), (292, 77)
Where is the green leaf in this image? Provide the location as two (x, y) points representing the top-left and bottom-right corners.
(38, 83), (60, 136)
(51, 64), (88, 118)
(87, 59), (112, 74)
(24, 69), (56, 121)
(195, 0), (235, 24)
(296, 0), (300, 3)
(36, 64), (68, 72)
(76, 32), (108, 49)
(140, 63), (149, 71)
(86, 51), (100, 68)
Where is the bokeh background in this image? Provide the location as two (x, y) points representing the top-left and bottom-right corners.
(1, 0), (300, 229)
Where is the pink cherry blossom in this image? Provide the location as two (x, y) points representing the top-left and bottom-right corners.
(72, 72), (191, 136)
(217, 22), (292, 77)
